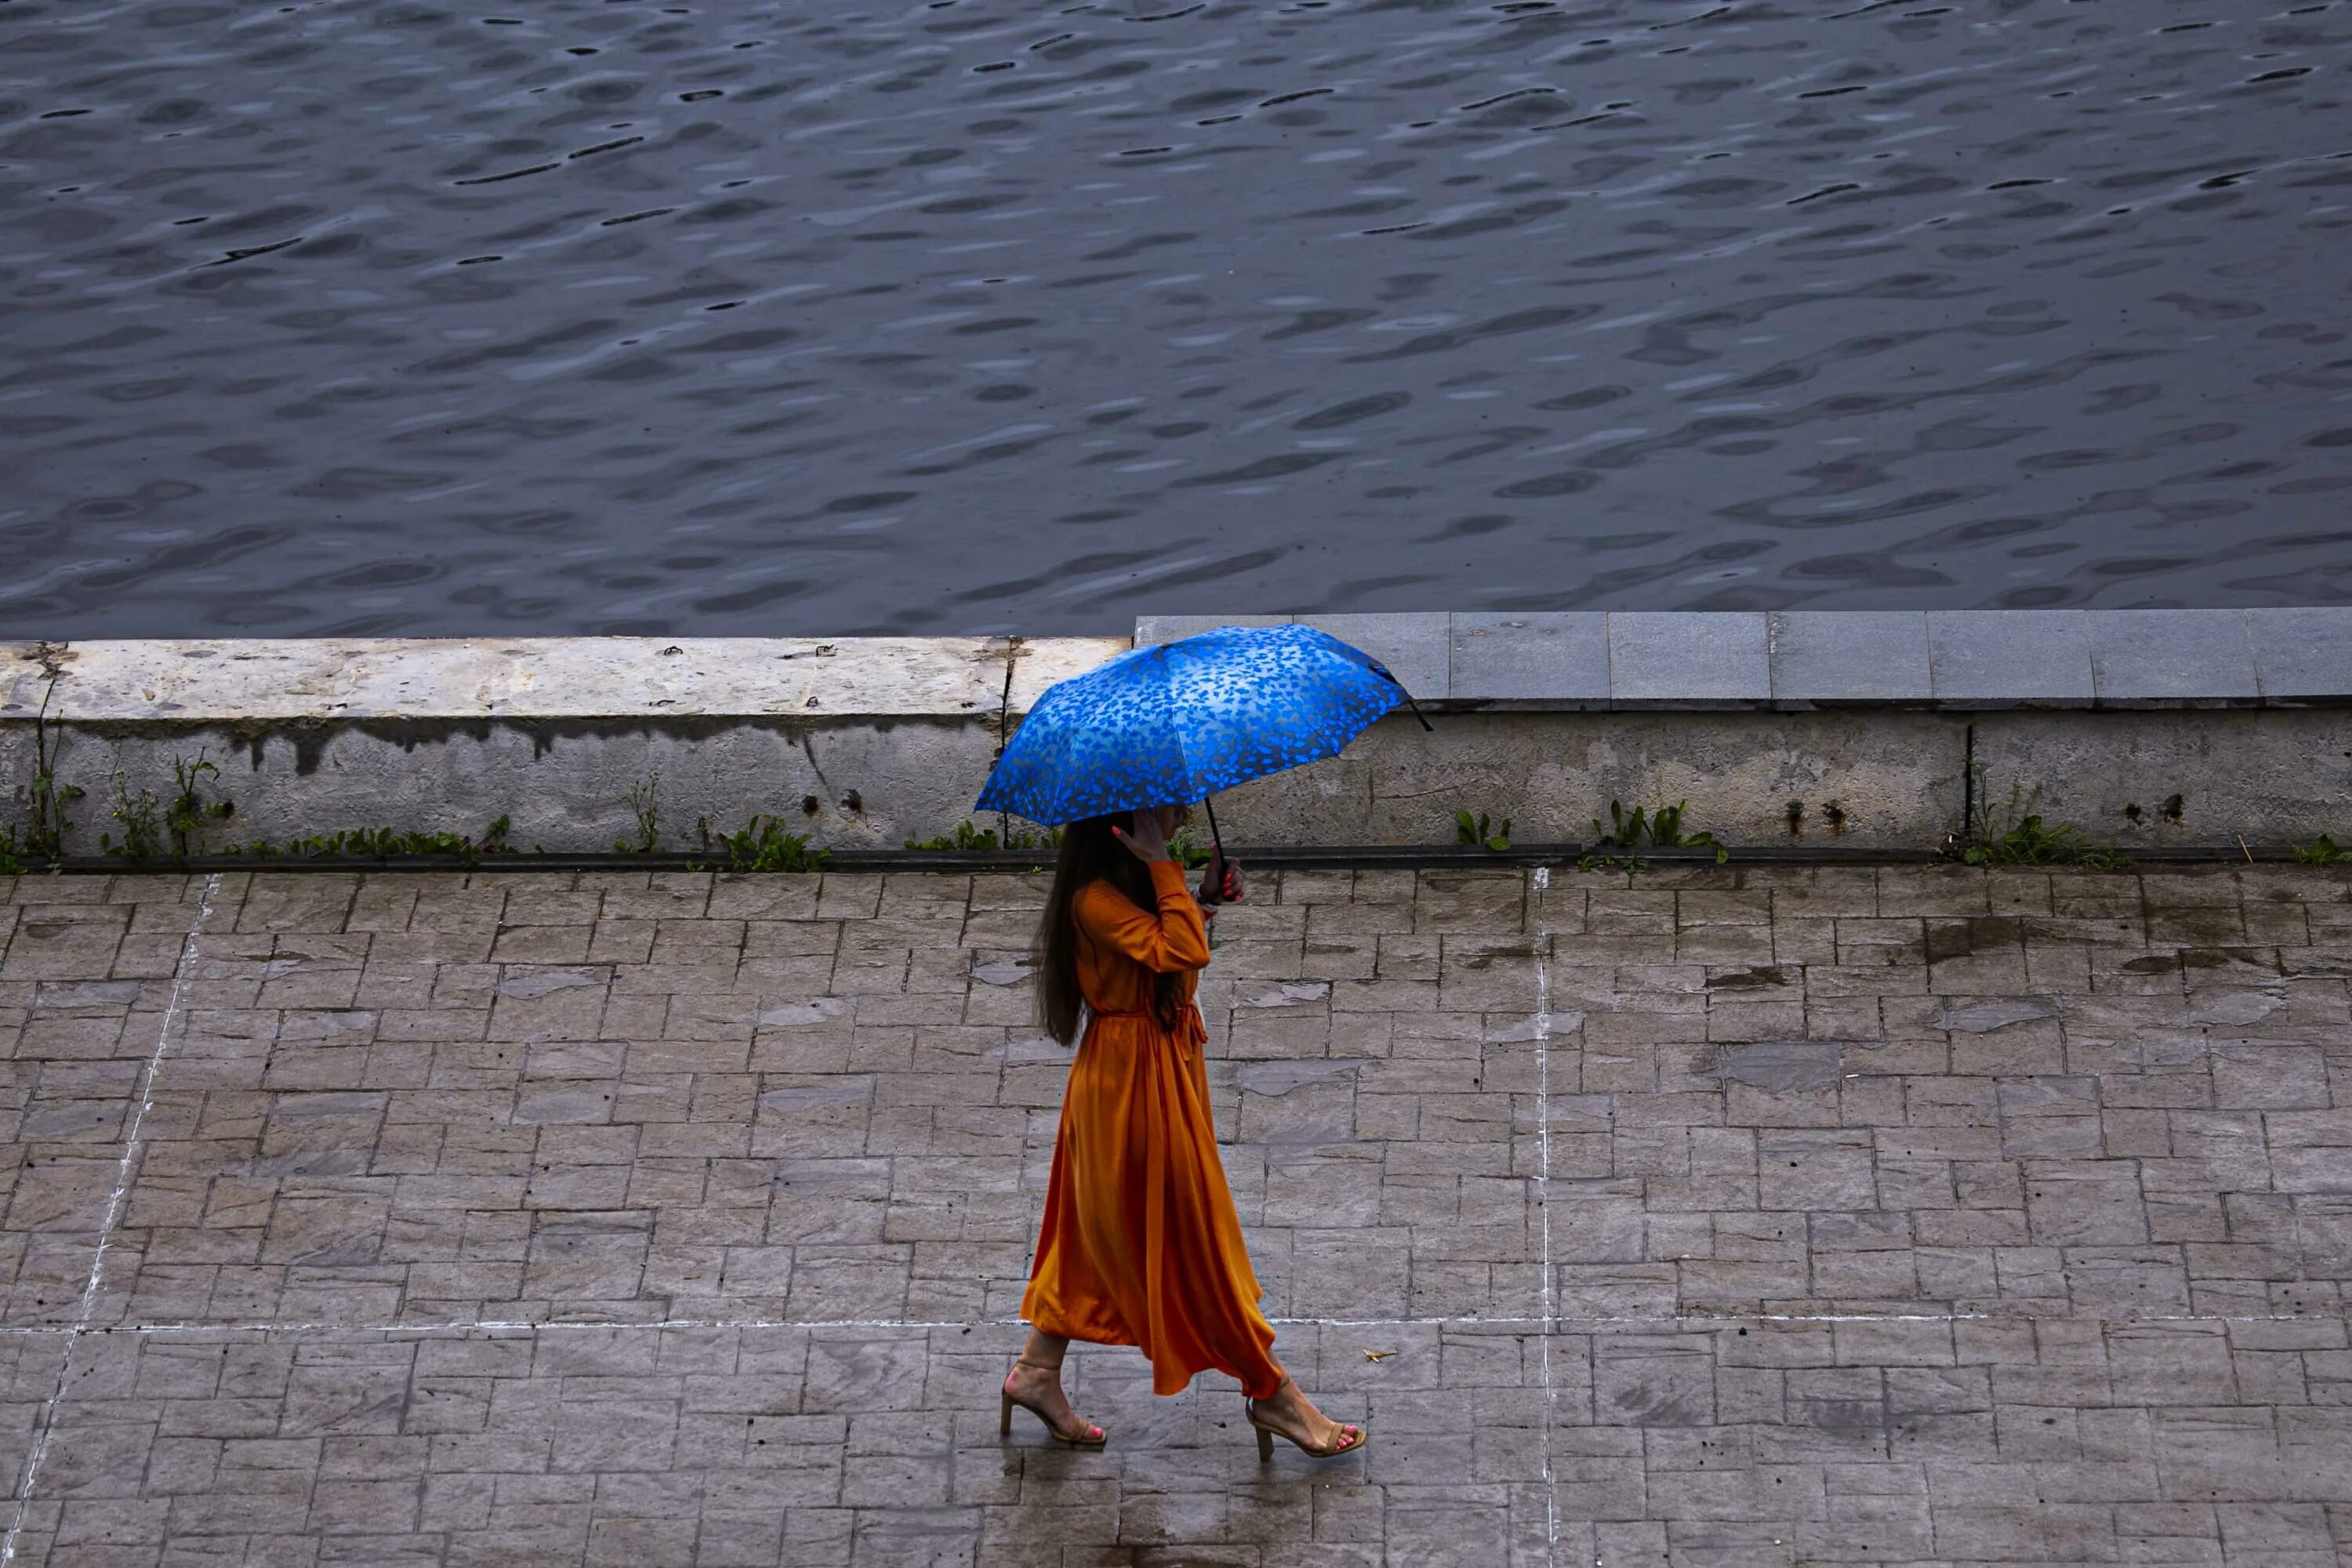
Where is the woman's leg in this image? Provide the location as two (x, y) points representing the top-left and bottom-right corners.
(1244, 1374), (1360, 1451)
(1004, 1328), (1100, 1439)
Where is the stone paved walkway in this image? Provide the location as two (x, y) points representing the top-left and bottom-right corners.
(0, 864), (2349, 1566)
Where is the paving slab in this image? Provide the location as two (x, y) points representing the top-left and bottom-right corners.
(1295, 613), (1452, 702)
(1768, 611), (1933, 703)
(1928, 611), (2094, 706)
(0, 877), (213, 1328)
(2089, 608), (2259, 705)
(2246, 605), (2352, 702)
(1133, 615), (1292, 647)
(4, 863), (2350, 1565)
(1608, 612), (1772, 706)
(1449, 614), (1612, 706)
(85, 872), (1546, 1333)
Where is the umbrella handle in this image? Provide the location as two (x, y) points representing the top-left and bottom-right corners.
(1201, 797), (1231, 906)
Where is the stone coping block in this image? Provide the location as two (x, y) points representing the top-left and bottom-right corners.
(1612, 612), (1770, 705)
(1007, 636), (1132, 713)
(1451, 612), (1610, 706)
(0, 636), (1138, 724)
(1137, 609), (2352, 709)
(6, 612), (2342, 730)
(1769, 611), (1933, 702)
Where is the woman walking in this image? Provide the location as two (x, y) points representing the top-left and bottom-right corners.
(1000, 804), (1367, 1461)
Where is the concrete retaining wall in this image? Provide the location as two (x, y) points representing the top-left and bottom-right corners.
(3, 610), (2349, 859)
(0, 637), (1123, 857)
(1198, 707), (2352, 851)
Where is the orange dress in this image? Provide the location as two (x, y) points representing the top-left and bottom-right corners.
(1021, 858), (1286, 1399)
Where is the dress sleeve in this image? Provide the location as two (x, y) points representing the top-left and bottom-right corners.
(1075, 860), (1213, 975)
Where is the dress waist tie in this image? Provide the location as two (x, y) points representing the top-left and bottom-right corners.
(1084, 1003), (1208, 1060)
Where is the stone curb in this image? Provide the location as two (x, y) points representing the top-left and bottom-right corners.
(0, 636), (1133, 723)
(3, 616), (2350, 857)
(1134, 608), (2352, 709)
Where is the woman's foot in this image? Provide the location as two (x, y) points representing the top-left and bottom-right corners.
(1001, 1358), (1105, 1446)
(1245, 1377), (1365, 1460)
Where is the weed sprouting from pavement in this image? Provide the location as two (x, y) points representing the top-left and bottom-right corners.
(618, 773), (661, 854)
(1581, 800), (1727, 869)
(693, 815), (829, 873)
(1454, 808), (1512, 852)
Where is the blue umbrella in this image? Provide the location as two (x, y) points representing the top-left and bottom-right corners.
(975, 624), (1429, 841)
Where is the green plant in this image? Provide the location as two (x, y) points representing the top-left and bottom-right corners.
(1957, 777), (2131, 869)
(100, 771), (162, 861)
(1454, 808), (1512, 852)
(99, 753), (230, 862)
(2293, 835), (2347, 866)
(693, 814), (829, 873)
(0, 823), (24, 877)
(164, 754), (231, 858)
(24, 681), (83, 863)
(227, 815), (514, 866)
(617, 772), (661, 854)
(1589, 800), (1728, 865)
(905, 820), (1062, 853)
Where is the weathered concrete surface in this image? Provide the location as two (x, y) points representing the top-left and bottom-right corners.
(0, 639), (1129, 857)
(2, 862), (2349, 1564)
(1243, 706), (2350, 854)
(1137, 608), (2352, 709)
(0, 638), (1004, 721)
(1974, 710), (2352, 851)
(7, 627), (2352, 856)
(1204, 710), (1968, 850)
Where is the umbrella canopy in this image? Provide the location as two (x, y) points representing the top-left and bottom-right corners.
(975, 623), (1412, 826)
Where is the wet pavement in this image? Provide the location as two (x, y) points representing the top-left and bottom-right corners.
(0, 862), (2349, 1563)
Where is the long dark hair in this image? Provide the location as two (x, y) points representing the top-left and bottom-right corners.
(1036, 812), (1191, 1044)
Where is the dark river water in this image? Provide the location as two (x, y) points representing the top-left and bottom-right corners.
(4, 0), (2349, 637)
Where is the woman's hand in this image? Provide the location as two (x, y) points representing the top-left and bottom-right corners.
(1200, 853), (1245, 906)
(1112, 807), (1173, 864)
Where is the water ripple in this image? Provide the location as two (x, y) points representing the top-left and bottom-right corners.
(2, 0), (2349, 635)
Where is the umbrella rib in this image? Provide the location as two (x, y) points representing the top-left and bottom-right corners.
(1163, 642), (1202, 809)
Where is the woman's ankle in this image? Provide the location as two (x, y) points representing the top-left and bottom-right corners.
(1251, 1382), (1308, 1420)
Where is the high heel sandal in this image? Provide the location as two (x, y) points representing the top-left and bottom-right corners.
(1246, 1377), (1367, 1461)
(1000, 1359), (1107, 1447)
